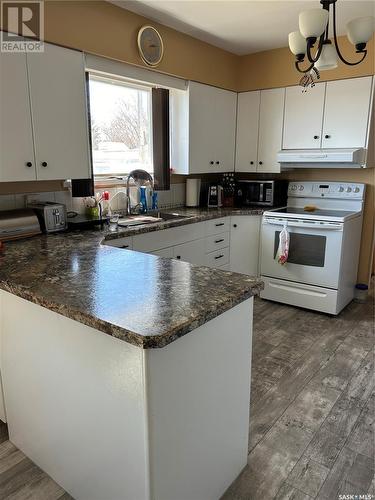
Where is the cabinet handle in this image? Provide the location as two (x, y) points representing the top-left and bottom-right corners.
(215, 161), (220, 165)
(41, 161), (48, 167)
(250, 161), (254, 165)
(314, 135), (319, 139)
(325, 134), (331, 139)
(259, 161), (263, 165)
(210, 161), (214, 165)
(120, 245), (129, 249)
(26, 162), (33, 168)
(215, 222), (225, 227)
(215, 238), (224, 243)
(233, 224), (237, 228)
(176, 255), (181, 260)
(214, 254), (224, 260)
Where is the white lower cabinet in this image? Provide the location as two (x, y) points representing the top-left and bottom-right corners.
(106, 216), (261, 275)
(173, 239), (206, 265)
(230, 216), (261, 276)
(206, 247), (230, 268)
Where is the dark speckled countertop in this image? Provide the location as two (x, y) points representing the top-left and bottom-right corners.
(0, 207), (264, 348)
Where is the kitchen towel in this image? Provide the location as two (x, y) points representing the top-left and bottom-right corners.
(276, 223), (289, 265)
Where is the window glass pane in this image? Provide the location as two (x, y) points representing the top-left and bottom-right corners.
(273, 232), (327, 267)
(89, 75), (152, 176)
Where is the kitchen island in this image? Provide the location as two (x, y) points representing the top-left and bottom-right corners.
(0, 210), (263, 500)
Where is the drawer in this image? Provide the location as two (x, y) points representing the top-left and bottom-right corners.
(133, 222), (205, 252)
(205, 232), (230, 253)
(205, 217), (230, 236)
(205, 247), (230, 268)
(103, 236), (133, 249)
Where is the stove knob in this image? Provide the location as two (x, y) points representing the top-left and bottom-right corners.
(291, 185), (297, 191)
(299, 185), (304, 191)
(338, 186), (344, 192)
(354, 187), (360, 193)
(346, 187), (352, 193)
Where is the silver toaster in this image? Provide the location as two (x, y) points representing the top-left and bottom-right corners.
(29, 202), (67, 233)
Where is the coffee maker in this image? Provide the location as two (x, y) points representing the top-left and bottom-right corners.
(207, 184), (223, 207)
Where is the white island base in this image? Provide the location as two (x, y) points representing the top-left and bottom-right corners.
(0, 291), (253, 500)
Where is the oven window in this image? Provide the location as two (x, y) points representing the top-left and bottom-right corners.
(273, 232), (327, 267)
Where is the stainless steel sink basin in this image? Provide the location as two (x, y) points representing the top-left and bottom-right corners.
(117, 212), (189, 227)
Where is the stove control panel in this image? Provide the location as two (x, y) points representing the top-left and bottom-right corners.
(288, 182), (365, 199)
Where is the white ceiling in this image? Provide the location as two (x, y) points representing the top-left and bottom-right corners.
(111, 0), (375, 55)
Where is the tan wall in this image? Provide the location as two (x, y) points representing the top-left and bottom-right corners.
(236, 36), (375, 284)
(42, 0), (239, 91)
(238, 36), (374, 91)
(1, 1), (374, 282)
(280, 169), (375, 285)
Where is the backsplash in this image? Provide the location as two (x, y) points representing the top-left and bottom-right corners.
(0, 183), (186, 213)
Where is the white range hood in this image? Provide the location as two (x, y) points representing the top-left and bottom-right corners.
(277, 148), (366, 168)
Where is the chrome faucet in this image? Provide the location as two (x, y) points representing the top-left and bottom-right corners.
(126, 169), (154, 215)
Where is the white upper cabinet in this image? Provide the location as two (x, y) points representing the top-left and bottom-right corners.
(235, 91), (260, 172)
(0, 50), (36, 182)
(283, 83), (325, 149)
(0, 37), (91, 183)
(257, 88), (285, 173)
(322, 76), (373, 149)
(171, 82), (236, 174)
(235, 88), (285, 173)
(27, 43), (91, 180)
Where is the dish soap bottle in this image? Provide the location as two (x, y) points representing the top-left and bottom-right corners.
(139, 186), (148, 214)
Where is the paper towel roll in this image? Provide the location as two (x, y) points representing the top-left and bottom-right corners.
(186, 178), (201, 207)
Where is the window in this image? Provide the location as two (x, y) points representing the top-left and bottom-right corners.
(88, 75), (153, 176)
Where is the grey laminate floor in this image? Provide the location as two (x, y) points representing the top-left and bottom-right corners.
(0, 288), (373, 500)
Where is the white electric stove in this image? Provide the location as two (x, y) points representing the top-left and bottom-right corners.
(260, 181), (366, 314)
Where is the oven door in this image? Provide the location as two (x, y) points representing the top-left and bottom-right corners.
(260, 217), (344, 288)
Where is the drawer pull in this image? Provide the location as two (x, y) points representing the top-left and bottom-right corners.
(214, 254), (224, 260)
(215, 222), (225, 227)
(215, 238), (224, 243)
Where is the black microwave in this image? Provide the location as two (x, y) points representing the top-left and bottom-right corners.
(235, 180), (288, 207)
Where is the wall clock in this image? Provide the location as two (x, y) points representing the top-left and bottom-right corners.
(137, 26), (164, 67)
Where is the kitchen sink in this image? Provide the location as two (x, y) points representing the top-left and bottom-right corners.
(117, 212), (190, 227)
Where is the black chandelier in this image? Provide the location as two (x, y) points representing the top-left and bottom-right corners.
(289, 0), (374, 74)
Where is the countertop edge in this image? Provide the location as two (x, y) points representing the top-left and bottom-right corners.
(0, 277), (264, 349)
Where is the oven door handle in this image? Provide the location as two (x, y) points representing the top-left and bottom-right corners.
(263, 219), (343, 230)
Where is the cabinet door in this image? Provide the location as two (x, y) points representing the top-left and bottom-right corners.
(257, 88), (285, 173)
(27, 43), (91, 180)
(322, 76), (373, 149)
(211, 86), (236, 172)
(235, 91), (260, 172)
(0, 50), (36, 181)
(173, 239), (206, 265)
(230, 216), (260, 276)
(283, 83), (325, 149)
(189, 82), (236, 174)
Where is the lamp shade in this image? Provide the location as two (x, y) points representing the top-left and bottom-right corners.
(347, 16), (375, 45)
(288, 31), (306, 55)
(299, 8), (329, 39)
(315, 41), (338, 70)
